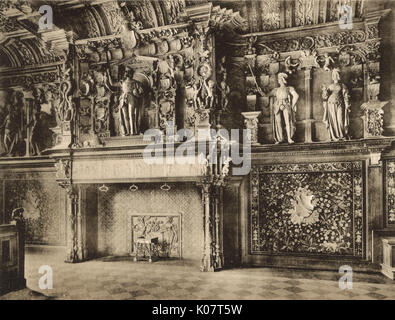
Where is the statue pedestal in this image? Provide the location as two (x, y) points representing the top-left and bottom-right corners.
(361, 100), (388, 139)
(242, 111), (261, 145)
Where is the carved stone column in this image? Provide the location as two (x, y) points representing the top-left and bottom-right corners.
(200, 182), (215, 272)
(23, 91), (34, 157)
(198, 142), (229, 271)
(303, 68), (313, 143)
(64, 185), (83, 263)
(213, 186), (223, 269)
(299, 50), (319, 143)
(367, 153), (383, 261)
(361, 79), (389, 138)
(55, 158), (85, 263)
(199, 183), (224, 272)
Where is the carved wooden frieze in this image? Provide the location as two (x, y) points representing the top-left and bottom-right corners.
(253, 31), (368, 56)
(0, 71), (59, 90)
(250, 161), (364, 257)
(295, 0), (314, 27)
(233, 0), (364, 33)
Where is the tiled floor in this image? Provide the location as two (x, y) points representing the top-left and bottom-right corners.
(1, 246), (394, 300)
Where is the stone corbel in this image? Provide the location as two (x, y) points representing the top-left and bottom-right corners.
(242, 111), (261, 145)
(368, 153), (382, 168)
(55, 158), (72, 187)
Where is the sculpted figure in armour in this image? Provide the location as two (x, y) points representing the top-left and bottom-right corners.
(322, 68), (351, 141)
(119, 73), (149, 136)
(267, 73), (299, 144)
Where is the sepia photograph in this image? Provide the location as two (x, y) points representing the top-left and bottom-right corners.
(0, 0), (394, 308)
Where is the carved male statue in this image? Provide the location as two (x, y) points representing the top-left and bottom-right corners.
(119, 72), (150, 135)
(267, 73), (299, 144)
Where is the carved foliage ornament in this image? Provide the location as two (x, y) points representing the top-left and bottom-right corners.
(253, 31), (367, 56)
(0, 71), (59, 89)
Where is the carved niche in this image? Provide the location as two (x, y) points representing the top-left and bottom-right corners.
(26, 87), (57, 156)
(0, 82), (60, 158)
(0, 90), (24, 157)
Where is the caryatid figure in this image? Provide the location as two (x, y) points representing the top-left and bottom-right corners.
(267, 73), (299, 144)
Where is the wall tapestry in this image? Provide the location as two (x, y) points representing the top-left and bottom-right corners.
(4, 178), (65, 245)
(250, 161), (364, 257)
(385, 160), (395, 225)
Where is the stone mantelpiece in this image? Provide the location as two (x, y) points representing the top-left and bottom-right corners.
(71, 158), (205, 184)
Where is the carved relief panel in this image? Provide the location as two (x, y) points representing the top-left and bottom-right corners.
(0, 90), (25, 157)
(130, 215), (181, 258)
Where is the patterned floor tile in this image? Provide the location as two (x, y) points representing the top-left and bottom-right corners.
(2, 249), (394, 301)
(366, 292), (388, 300)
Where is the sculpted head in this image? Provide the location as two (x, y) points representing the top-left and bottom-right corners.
(277, 72), (288, 86)
(332, 68), (341, 83)
(121, 77), (132, 94)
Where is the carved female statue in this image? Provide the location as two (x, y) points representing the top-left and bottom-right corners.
(118, 77), (132, 136)
(1, 105), (18, 155)
(27, 112), (43, 156)
(128, 78), (145, 135)
(267, 73), (299, 144)
(322, 68), (351, 141)
(217, 75), (230, 112)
